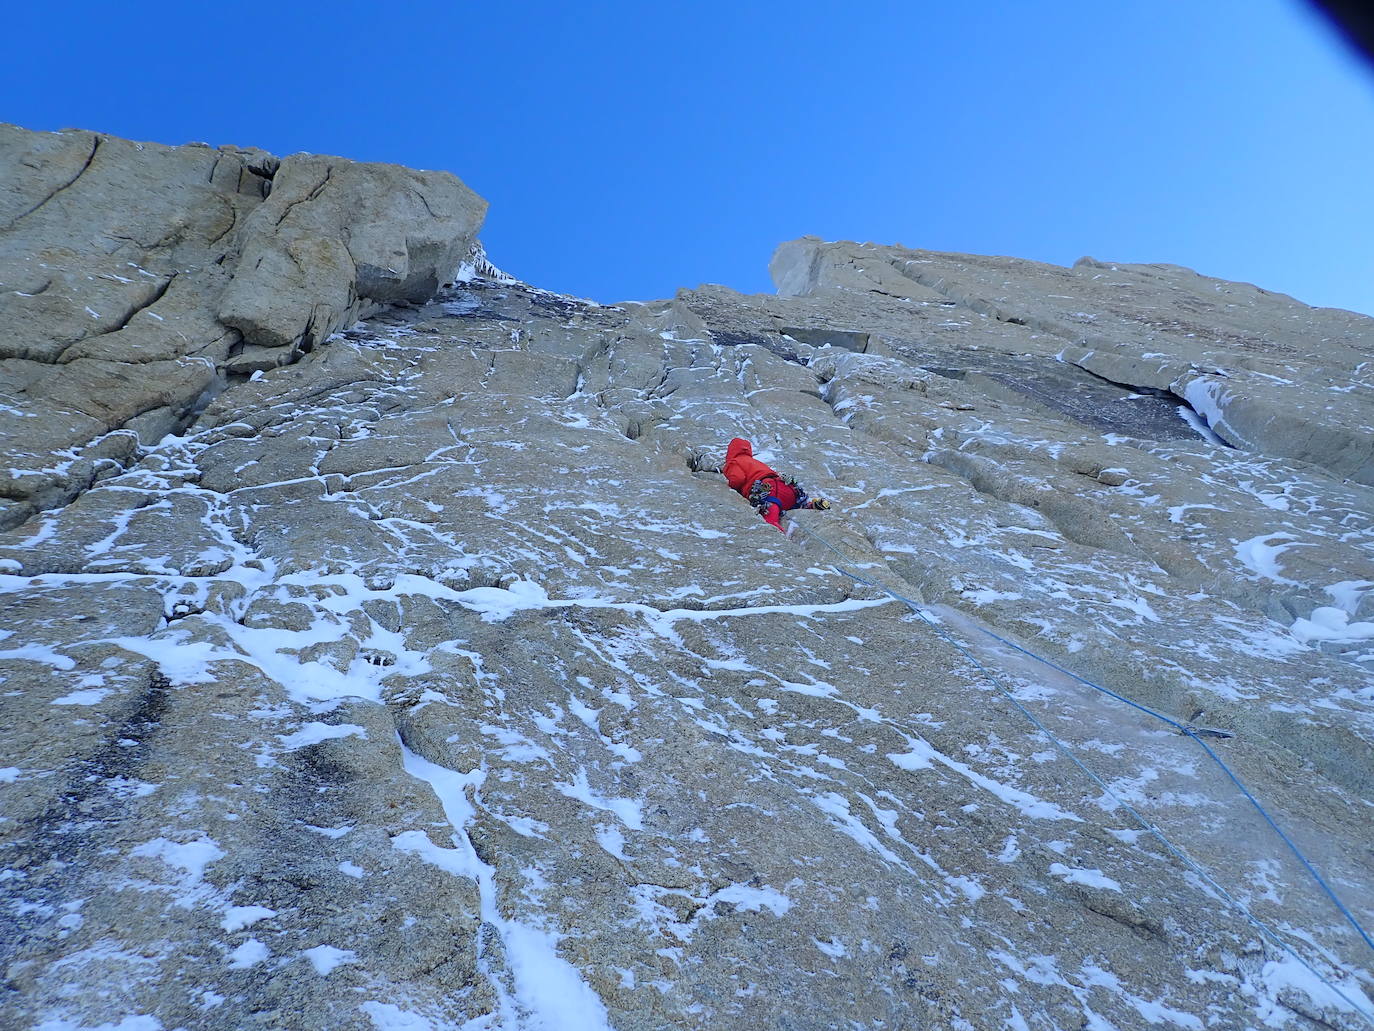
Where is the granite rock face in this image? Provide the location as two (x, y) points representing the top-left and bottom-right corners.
(2, 133), (1374, 1031)
(217, 153), (488, 354)
(0, 123), (486, 533)
(772, 237), (1374, 485)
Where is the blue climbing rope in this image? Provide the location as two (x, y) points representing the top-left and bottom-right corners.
(968, 619), (1374, 956)
(789, 519), (1374, 1023)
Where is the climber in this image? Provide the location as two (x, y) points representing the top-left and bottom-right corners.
(722, 437), (830, 531)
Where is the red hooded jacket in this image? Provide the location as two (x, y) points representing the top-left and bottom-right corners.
(723, 438), (778, 498)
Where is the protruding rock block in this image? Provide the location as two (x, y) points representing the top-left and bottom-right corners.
(218, 154), (487, 351)
(0, 124), (489, 528)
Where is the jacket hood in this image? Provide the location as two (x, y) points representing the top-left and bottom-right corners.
(726, 438), (752, 461)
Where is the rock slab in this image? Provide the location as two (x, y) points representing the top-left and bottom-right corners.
(2, 135), (1373, 1031)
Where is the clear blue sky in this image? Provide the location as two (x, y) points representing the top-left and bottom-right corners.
(5, 1), (1374, 314)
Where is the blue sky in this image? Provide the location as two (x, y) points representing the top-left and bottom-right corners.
(6, 1), (1374, 313)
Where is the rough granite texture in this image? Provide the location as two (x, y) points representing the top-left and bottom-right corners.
(0, 123), (486, 533)
(1, 129), (1373, 1031)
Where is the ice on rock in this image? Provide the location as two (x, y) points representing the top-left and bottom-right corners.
(2, 126), (1372, 1031)
(301, 945), (357, 975)
(220, 905), (276, 932)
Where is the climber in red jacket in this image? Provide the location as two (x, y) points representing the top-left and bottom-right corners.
(722, 438), (830, 530)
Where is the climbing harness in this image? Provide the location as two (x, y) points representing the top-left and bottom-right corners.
(748, 474), (809, 512)
(787, 518), (1374, 1024)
